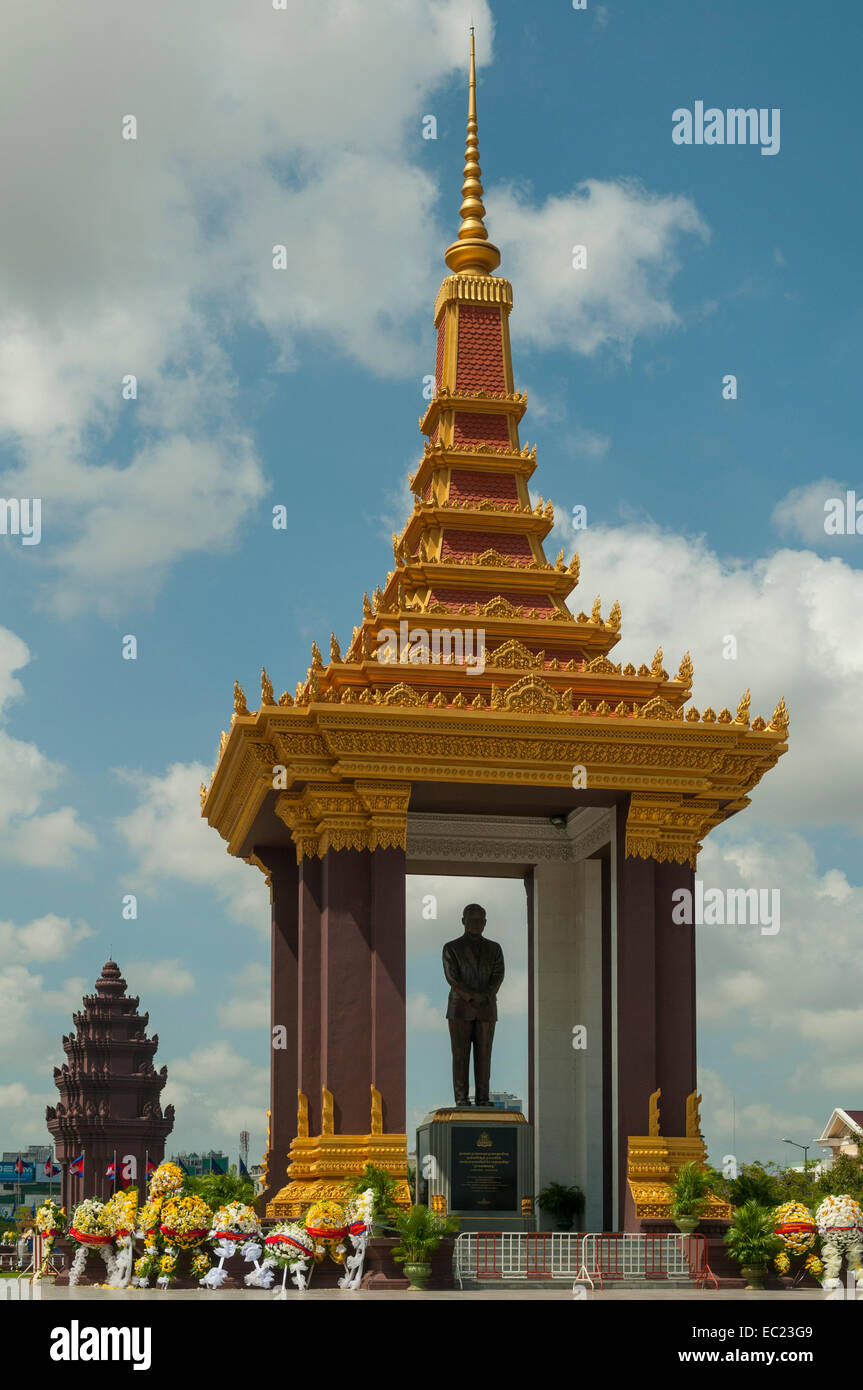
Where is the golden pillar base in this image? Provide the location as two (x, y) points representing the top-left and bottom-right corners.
(626, 1089), (732, 1221)
(265, 1086), (411, 1219)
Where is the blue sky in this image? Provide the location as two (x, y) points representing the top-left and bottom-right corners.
(1, 0), (861, 1176)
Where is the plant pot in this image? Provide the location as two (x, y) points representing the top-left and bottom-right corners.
(740, 1264), (766, 1290)
(403, 1261), (431, 1291)
(674, 1217), (700, 1235)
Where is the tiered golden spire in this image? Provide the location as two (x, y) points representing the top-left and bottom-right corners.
(445, 29), (501, 276)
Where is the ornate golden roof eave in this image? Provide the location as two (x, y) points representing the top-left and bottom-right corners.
(400, 505), (554, 544)
(420, 389), (528, 435)
(202, 696), (788, 866)
(411, 446), (538, 498)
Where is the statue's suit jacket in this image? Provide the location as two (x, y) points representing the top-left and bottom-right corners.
(443, 934), (505, 1022)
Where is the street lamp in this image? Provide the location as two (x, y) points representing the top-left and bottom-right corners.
(780, 1138), (811, 1174)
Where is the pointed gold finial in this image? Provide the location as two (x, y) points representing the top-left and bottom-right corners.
(444, 30), (501, 277)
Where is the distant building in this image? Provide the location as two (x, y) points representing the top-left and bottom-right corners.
(46, 959), (174, 1209)
(0, 1147), (60, 1222)
(818, 1108), (863, 1166)
(172, 1150), (229, 1176)
(490, 1092), (523, 1112)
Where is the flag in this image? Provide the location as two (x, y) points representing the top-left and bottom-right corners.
(239, 1157), (249, 1179)
(105, 1161), (115, 1179)
(146, 1160), (156, 1175)
(44, 1160), (60, 1177)
(176, 1159), (189, 1176)
(69, 1155), (84, 1176)
(14, 1158), (25, 1175)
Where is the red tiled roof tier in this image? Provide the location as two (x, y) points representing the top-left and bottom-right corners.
(441, 530), (533, 561)
(453, 411), (511, 447)
(449, 469), (518, 503)
(456, 306), (505, 391)
(428, 587), (556, 613)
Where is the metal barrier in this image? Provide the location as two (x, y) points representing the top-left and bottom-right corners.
(455, 1231), (714, 1288)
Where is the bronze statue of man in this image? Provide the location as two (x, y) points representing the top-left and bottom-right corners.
(442, 903), (505, 1107)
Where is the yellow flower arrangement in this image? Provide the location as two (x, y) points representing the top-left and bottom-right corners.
(104, 1189), (138, 1240)
(137, 1197), (163, 1237)
(160, 1195), (212, 1249)
(148, 1162), (185, 1199)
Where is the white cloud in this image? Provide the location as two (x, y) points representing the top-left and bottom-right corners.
(407, 993), (441, 1032)
(163, 1040), (268, 1155)
(2, 806), (98, 868)
(699, 1066), (818, 1162)
(488, 179), (708, 359)
(771, 478), (855, 548)
(125, 959), (196, 998)
(114, 762), (270, 935)
(217, 963), (269, 1029)
(0, 627), (96, 867)
(550, 519), (863, 830)
(0, 914), (93, 965)
(0, 0), (709, 612)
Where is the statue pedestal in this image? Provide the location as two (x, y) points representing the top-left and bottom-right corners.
(417, 1107), (534, 1233)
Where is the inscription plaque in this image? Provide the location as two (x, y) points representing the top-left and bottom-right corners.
(450, 1125), (518, 1213)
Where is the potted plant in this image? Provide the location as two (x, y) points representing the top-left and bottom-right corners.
(669, 1161), (713, 1233)
(536, 1181), (585, 1231)
(345, 1163), (400, 1236)
(391, 1205), (459, 1291)
(725, 1200), (782, 1289)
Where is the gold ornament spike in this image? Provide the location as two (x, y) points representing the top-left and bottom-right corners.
(734, 689), (751, 725)
(685, 1090), (702, 1139)
(648, 1088), (661, 1137)
(554, 549), (565, 571)
(261, 666), (275, 705)
(278, 690), (293, 707)
(362, 592), (373, 618)
(373, 586), (384, 613)
(607, 600), (622, 631)
(567, 553), (580, 581)
(370, 1085), (384, 1135)
(361, 627), (373, 660)
(392, 531), (399, 561)
(233, 680), (248, 716)
(677, 651), (693, 685)
(297, 1090), (309, 1139)
(769, 695), (789, 735)
(590, 596), (602, 624)
(295, 680), (304, 703)
(544, 500), (554, 520)
(444, 29), (501, 276)
(650, 646), (664, 676)
(311, 641), (324, 670)
(330, 632), (342, 664)
(321, 1087), (334, 1136)
(199, 781), (207, 808)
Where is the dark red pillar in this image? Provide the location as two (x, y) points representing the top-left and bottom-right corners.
(617, 854), (696, 1223)
(370, 847), (407, 1134)
(254, 847), (299, 1208)
(298, 856), (323, 1136)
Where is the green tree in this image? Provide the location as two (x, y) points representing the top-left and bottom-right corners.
(182, 1167), (255, 1212)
